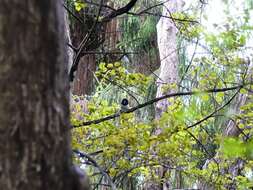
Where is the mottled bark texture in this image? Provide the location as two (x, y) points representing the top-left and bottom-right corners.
(72, 54), (96, 96)
(146, 1), (184, 189)
(64, 8), (74, 73)
(70, 4), (107, 96)
(155, 0), (185, 118)
(0, 1), (88, 190)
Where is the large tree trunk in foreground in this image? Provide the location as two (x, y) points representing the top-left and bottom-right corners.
(0, 1), (88, 190)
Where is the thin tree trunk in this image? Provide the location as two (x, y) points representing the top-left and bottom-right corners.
(0, 1), (88, 190)
(64, 7), (74, 73)
(221, 62), (252, 189)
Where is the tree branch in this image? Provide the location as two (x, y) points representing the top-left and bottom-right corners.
(185, 90), (240, 131)
(62, 3), (84, 25)
(69, 0), (104, 82)
(71, 84), (246, 128)
(101, 0), (138, 22)
(73, 149), (117, 190)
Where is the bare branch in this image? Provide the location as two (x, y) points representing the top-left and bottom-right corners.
(73, 149), (117, 190)
(101, 0), (138, 22)
(69, 0), (104, 82)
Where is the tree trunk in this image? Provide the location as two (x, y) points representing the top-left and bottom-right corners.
(71, 15), (97, 96)
(156, 0), (185, 118)
(70, 3), (108, 96)
(72, 54), (96, 96)
(221, 62), (252, 189)
(151, 1), (185, 189)
(142, 0), (185, 189)
(64, 7), (74, 73)
(0, 1), (88, 190)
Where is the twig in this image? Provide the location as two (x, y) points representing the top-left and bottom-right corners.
(185, 90), (240, 130)
(73, 149), (117, 190)
(62, 3), (84, 24)
(101, 0), (138, 22)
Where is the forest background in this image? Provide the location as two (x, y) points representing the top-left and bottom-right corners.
(68, 0), (253, 189)
(0, 0), (253, 190)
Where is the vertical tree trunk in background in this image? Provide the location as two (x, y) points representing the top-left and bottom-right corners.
(64, 8), (74, 73)
(71, 18), (96, 96)
(70, 8), (98, 96)
(72, 54), (96, 96)
(156, 0), (185, 118)
(105, 1), (120, 52)
(224, 63), (252, 137)
(70, 0), (109, 96)
(220, 62), (252, 190)
(0, 1), (87, 190)
(103, 2), (124, 64)
(133, 48), (160, 75)
(153, 1), (184, 189)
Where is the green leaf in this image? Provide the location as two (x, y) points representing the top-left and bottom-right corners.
(222, 138), (245, 158)
(240, 88), (248, 94)
(74, 2), (87, 12)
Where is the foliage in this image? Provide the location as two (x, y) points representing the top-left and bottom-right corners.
(70, 0), (253, 189)
(74, 1), (87, 12)
(118, 15), (159, 53)
(95, 61), (152, 96)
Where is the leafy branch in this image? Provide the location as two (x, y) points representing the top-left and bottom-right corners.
(71, 84), (247, 128)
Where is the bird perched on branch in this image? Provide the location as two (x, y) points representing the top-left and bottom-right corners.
(121, 98), (129, 112)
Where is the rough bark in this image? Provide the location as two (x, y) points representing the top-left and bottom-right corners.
(69, 1), (111, 95)
(64, 8), (74, 73)
(133, 48), (160, 75)
(149, 1), (185, 189)
(72, 54), (96, 96)
(155, 0), (185, 118)
(0, 1), (88, 190)
(104, 2), (120, 52)
(70, 12), (97, 96)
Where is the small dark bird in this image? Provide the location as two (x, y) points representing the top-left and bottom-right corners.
(121, 98), (129, 112)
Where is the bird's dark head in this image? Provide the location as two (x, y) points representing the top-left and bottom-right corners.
(121, 98), (128, 106)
